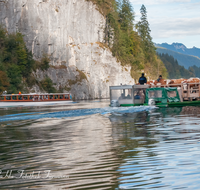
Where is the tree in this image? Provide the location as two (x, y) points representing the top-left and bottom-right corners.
(0, 25), (53, 93)
(87, 0), (168, 80)
(6, 64), (22, 93)
(40, 77), (56, 93)
(119, 0), (134, 33)
(136, 4), (155, 62)
(0, 70), (9, 93)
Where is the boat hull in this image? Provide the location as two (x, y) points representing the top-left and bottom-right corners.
(119, 100), (200, 108)
(0, 100), (73, 107)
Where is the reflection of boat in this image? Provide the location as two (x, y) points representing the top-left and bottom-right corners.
(181, 106), (200, 115)
(0, 93), (72, 106)
(110, 83), (200, 107)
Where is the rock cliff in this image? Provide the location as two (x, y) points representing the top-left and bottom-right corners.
(0, 0), (134, 99)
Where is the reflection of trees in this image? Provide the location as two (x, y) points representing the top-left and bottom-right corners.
(158, 107), (182, 117)
(157, 106), (200, 118)
(108, 111), (160, 189)
(109, 111), (159, 159)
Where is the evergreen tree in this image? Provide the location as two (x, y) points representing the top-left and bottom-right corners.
(110, 0), (137, 65)
(189, 65), (200, 77)
(136, 4), (155, 62)
(86, 0), (168, 80)
(0, 70), (9, 93)
(0, 25), (54, 93)
(118, 0), (134, 33)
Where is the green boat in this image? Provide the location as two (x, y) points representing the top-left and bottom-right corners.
(109, 84), (200, 107)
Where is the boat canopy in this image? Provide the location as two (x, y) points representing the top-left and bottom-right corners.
(110, 85), (150, 106)
(145, 87), (180, 104)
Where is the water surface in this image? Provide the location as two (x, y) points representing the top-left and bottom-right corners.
(1, 101), (200, 189)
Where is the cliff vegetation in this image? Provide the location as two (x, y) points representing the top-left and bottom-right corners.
(0, 26), (55, 94)
(87, 0), (168, 81)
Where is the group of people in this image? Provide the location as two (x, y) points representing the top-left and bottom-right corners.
(139, 73), (162, 85)
(134, 73), (162, 99)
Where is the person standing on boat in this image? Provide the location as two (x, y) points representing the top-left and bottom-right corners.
(139, 73), (147, 85)
(157, 75), (162, 82)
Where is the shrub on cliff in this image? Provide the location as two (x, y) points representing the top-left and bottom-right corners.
(0, 25), (54, 94)
(40, 77), (57, 93)
(0, 26), (31, 93)
(33, 54), (50, 71)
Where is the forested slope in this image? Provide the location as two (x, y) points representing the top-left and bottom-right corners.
(156, 47), (200, 69)
(157, 53), (195, 79)
(87, 0), (168, 80)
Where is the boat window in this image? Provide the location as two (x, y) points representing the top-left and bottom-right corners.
(18, 96), (23, 100)
(6, 96), (11, 100)
(59, 95), (63, 99)
(0, 96), (4, 100)
(167, 91), (177, 98)
(64, 95), (68, 99)
(44, 95), (48, 100)
(148, 90), (162, 98)
(54, 95), (58, 99)
(111, 89), (132, 100)
(34, 96), (39, 101)
(12, 96), (17, 100)
(50, 95), (54, 99)
(24, 96), (28, 100)
(39, 95), (43, 100)
(120, 89), (131, 99)
(110, 89), (133, 105)
(29, 96), (34, 100)
(134, 89), (145, 100)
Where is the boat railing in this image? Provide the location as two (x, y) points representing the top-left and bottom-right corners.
(150, 82), (200, 101)
(0, 93), (71, 102)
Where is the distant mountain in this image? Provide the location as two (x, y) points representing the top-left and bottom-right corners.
(157, 53), (195, 79)
(156, 46), (200, 69)
(155, 43), (200, 58)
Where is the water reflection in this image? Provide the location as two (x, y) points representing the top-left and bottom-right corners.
(109, 107), (200, 189)
(0, 114), (119, 189)
(1, 103), (200, 189)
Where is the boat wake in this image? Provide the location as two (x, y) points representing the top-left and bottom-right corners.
(0, 106), (156, 122)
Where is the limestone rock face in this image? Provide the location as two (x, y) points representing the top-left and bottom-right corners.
(0, 0), (134, 99)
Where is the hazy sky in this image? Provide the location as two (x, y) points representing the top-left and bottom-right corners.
(130, 0), (200, 48)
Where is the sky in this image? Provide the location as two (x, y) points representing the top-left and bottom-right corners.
(130, 0), (200, 48)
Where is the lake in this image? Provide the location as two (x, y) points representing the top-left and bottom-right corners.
(0, 100), (200, 189)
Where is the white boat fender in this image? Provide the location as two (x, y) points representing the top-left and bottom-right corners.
(148, 99), (155, 106)
(111, 100), (120, 107)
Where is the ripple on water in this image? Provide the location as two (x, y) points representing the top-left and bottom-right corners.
(1, 104), (200, 189)
(116, 108), (200, 189)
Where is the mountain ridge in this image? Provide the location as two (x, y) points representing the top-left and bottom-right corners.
(155, 43), (200, 59)
(156, 46), (200, 69)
